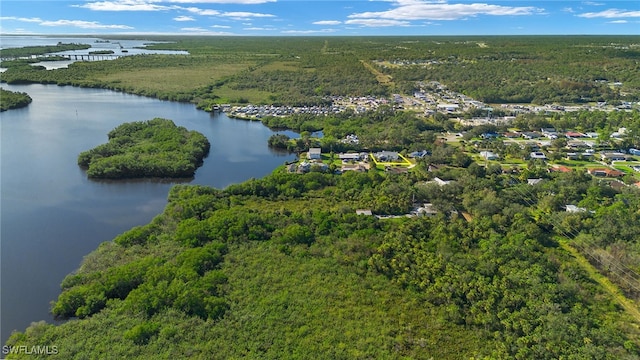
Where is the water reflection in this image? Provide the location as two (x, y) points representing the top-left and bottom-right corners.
(0, 83), (295, 344)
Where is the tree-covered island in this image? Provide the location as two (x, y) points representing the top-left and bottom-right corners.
(78, 118), (210, 179)
(0, 88), (32, 111)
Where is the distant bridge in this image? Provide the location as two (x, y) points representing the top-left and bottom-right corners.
(0, 53), (125, 62)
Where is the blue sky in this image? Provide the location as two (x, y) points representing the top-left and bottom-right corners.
(1, 0), (638, 36)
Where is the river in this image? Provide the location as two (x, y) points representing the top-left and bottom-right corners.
(0, 83), (297, 344)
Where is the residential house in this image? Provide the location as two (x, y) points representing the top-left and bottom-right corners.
(587, 168), (625, 177)
(297, 161), (311, 173)
(308, 147), (322, 160)
(386, 166), (408, 174)
(527, 178), (544, 185)
(375, 151), (399, 162)
(565, 131), (585, 139)
(341, 163), (369, 172)
(338, 152), (366, 162)
(481, 132), (500, 139)
(566, 152), (579, 160)
(549, 165), (572, 173)
(567, 140), (588, 150)
(610, 127), (626, 138)
(409, 150), (430, 158)
(356, 209), (373, 216)
(480, 151), (498, 160)
(600, 152), (627, 161)
(416, 203), (438, 217)
(502, 132), (520, 138)
(565, 205), (587, 213)
(522, 132), (541, 140)
(541, 128), (558, 139)
(530, 152), (547, 160)
(434, 177), (452, 186)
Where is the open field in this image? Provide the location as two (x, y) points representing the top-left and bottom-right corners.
(3, 36), (640, 107)
(98, 64), (248, 93)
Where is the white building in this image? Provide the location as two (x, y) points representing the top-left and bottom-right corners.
(308, 148), (321, 160)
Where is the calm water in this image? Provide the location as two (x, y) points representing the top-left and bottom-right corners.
(0, 83), (296, 343)
(1, 35), (188, 70)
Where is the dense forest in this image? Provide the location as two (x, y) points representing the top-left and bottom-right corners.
(77, 118), (210, 179)
(7, 107), (640, 359)
(1, 36), (638, 106)
(6, 162), (640, 358)
(0, 88), (32, 111)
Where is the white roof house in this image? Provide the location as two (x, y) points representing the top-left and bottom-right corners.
(308, 148), (322, 160)
(480, 151), (498, 160)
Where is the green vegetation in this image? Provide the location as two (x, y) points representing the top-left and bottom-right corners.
(0, 42), (90, 58)
(0, 88), (32, 111)
(89, 50), (115, 55)
(4, 36), (640, 358)
(6, 163), (640, 358)
(78, 118), (210, 179)
(2, 36), (638, 106)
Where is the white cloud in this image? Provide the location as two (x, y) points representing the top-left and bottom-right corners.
(174, 15), (195, 21)
(221, 11), (275, 18)
(582, 1), (605, 6)
(607, 20), (628, 24)
(312, 20), (342, 25)
(183, 7), (221, 16)
(349, 1), (543, 21)
(168, 0), (275, 3)
(345, 19), (410, 27)
(180, 26), (233, 34)
(181, 26), (209, 31)
(1, 16), (133, 29)
(74, 1), (171, 11)
(78, 0), (275, 11)
(281, 29), (337, 34)
(0, 16), (43, 23)
(40, 19), (134, 29)
(578, 9), (640, 18)
(211, 24), (231, 28)
(243, 27), (276, 30)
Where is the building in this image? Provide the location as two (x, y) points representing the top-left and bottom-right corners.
(374, 151), (399, 162)
(530, 152), (547, 160)
(565, 131), (585, 138)
(629, 148), (640, 156)
(307, 148), (322, 160)
(600, 152), (627, 161)
(527, 178), (544, 185)
(549, 165), (572, 173)
(522, 132), (541, 140)
(566, 205), (587, 213)
(341, 163), (369, 172)
(338, 152), (366, 162)
(415, 203), (438, 217)
(409, 150), (430, 158)
(587, 168), (624, 177)
(480, 151), (498, 160)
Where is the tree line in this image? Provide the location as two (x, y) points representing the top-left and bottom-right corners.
(0, 88), (32, 111)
